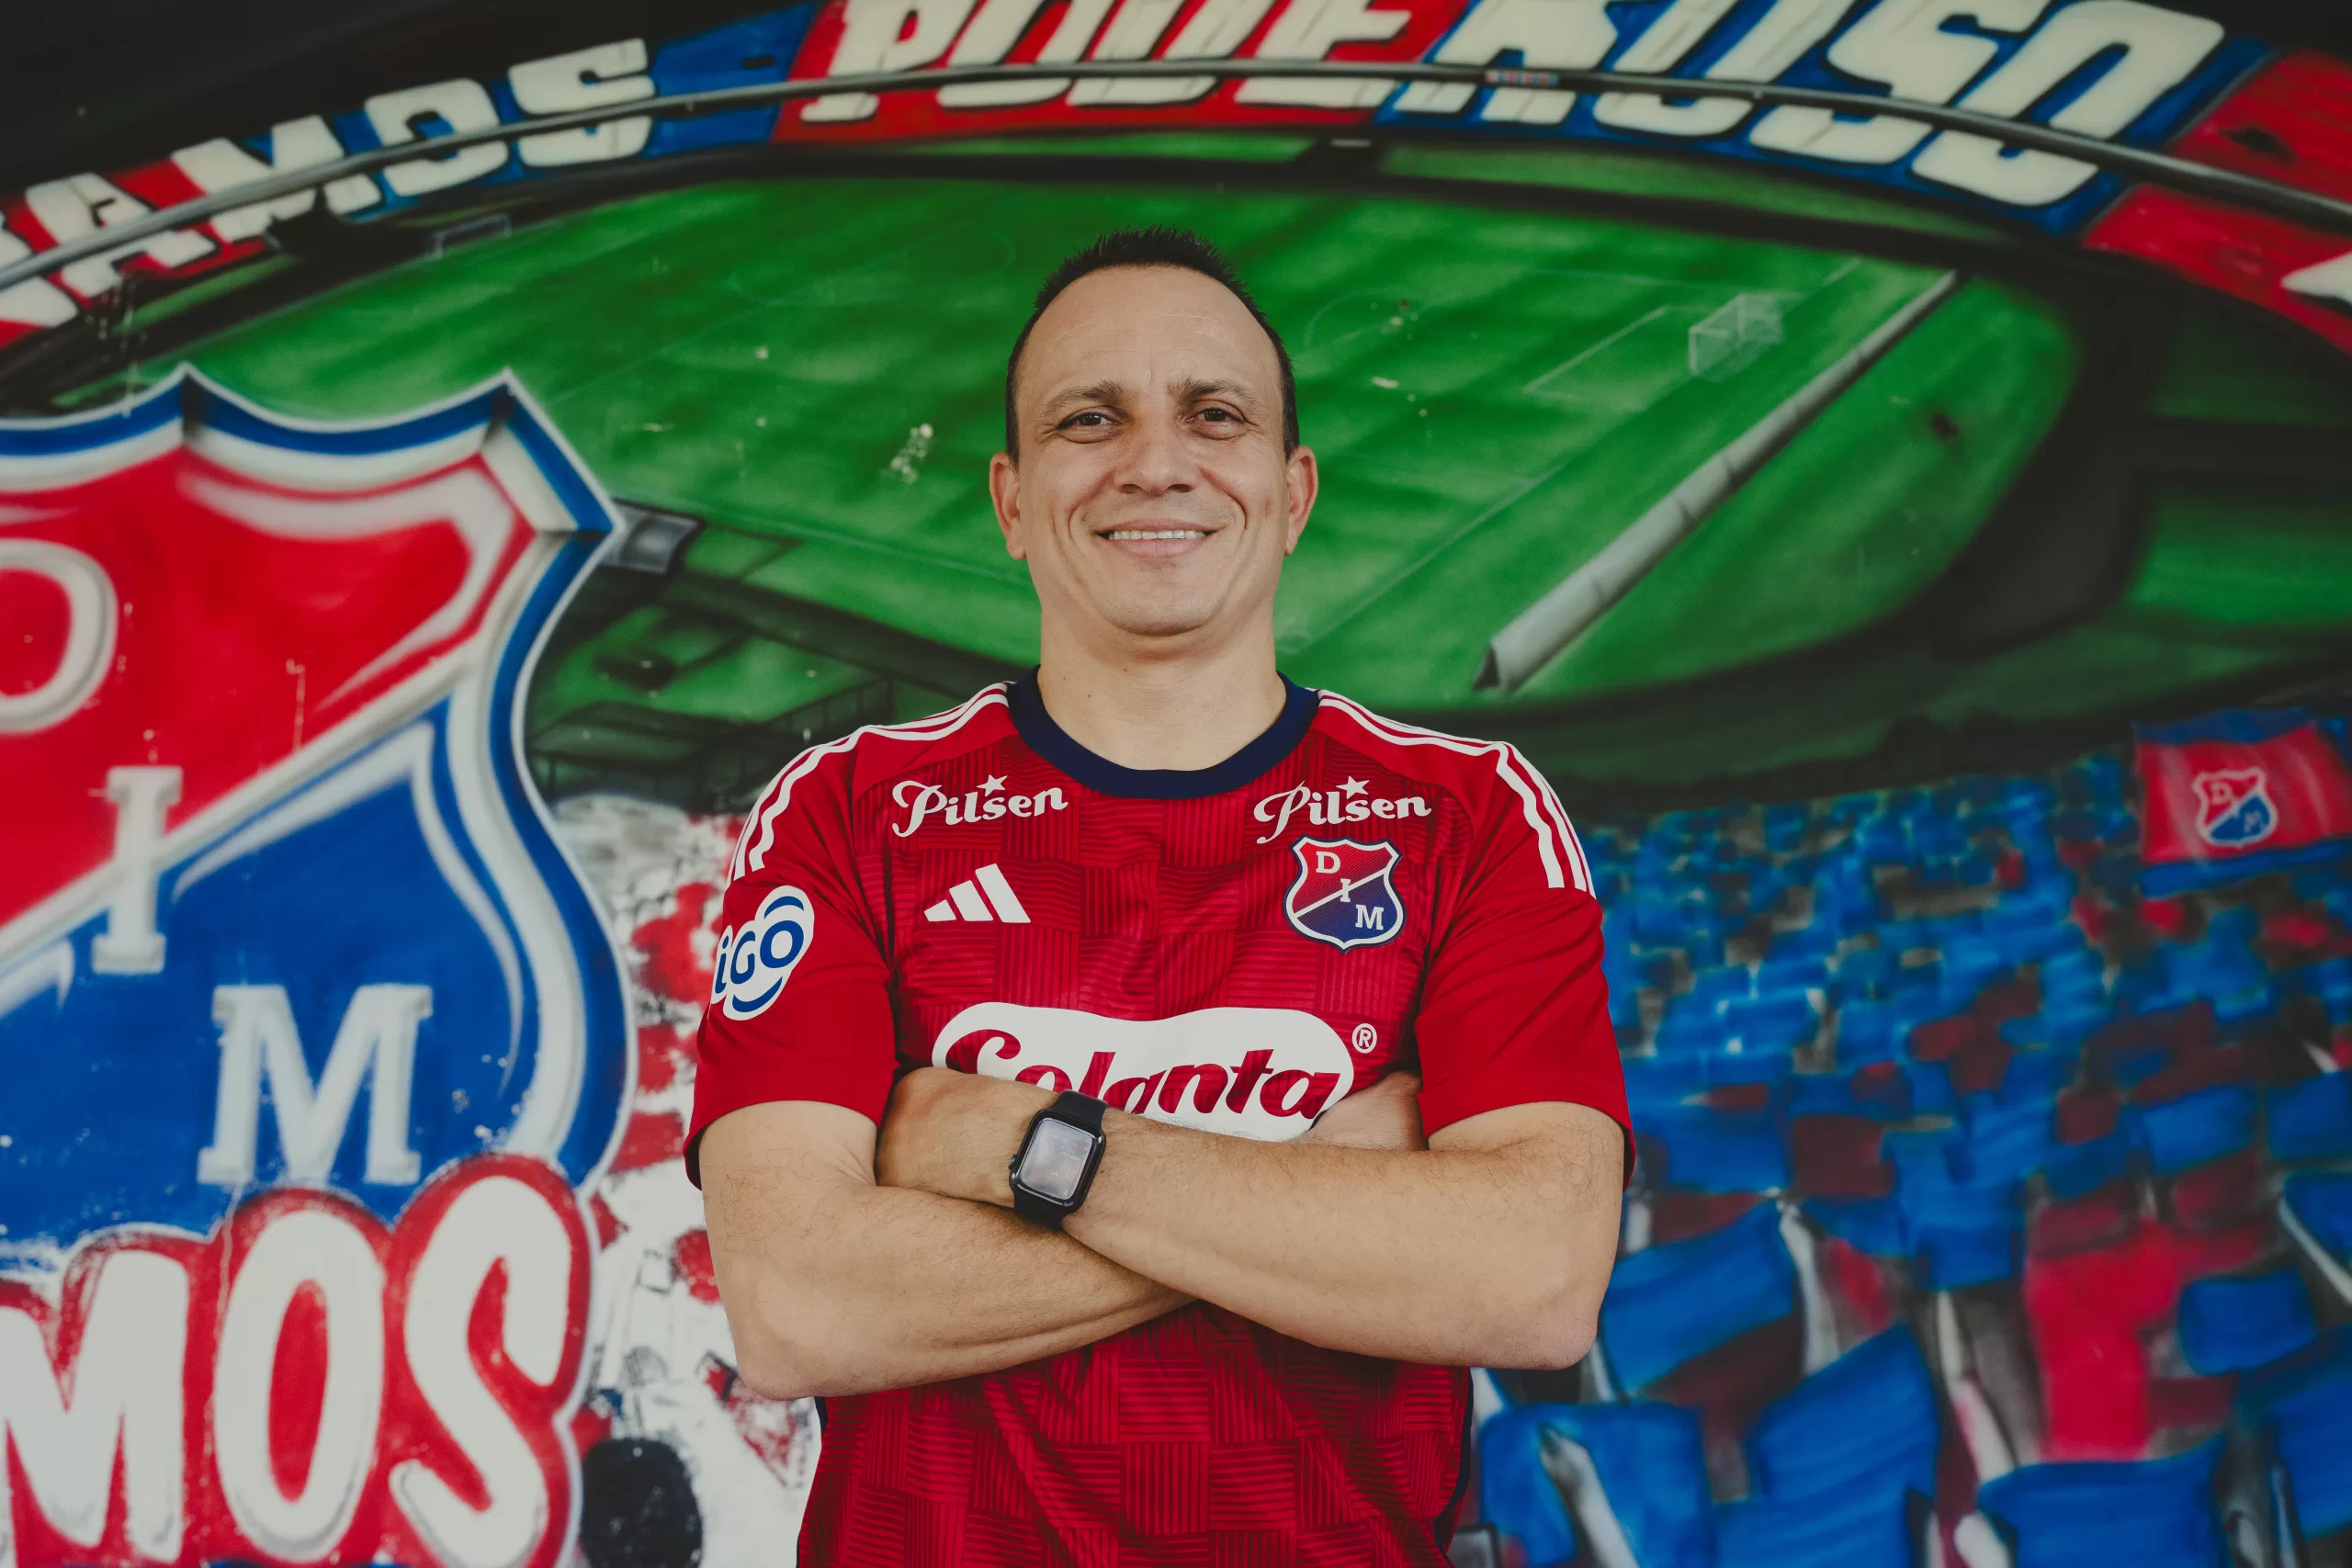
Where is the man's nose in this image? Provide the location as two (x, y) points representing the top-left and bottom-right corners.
(1115, 412), (1197, 494)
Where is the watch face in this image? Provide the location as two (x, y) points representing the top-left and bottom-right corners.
(1015, 1116), (1096, 1203)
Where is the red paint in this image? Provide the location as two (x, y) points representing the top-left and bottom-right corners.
(1789, 1115), (1893, 1199)
(266, 1283), (332, 1503)
(672, 1229), (723, 1303)
(0, 446), (530, 935)
(634, 882), (720, 1009)
(1818, 1236), (1895, 1336)
(610, 1110), (686, 1172)
(0, 567), (72, 696)
(2022, 1213), (2265, 1460)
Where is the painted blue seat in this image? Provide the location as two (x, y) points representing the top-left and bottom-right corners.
(1757, 954), (1830, 996)
(2044, 1130), (2130, 1201)
(1599, 1204), (1795, 1393)
(1975, 1439), (2226, 1568)
(1835, 1000), (1897, 1065)
(1897, 1151), (2022, 1289)
(2177, 1270), (2317, 1375)
(1478, 1402), (1714, 1568)
(2133, 1085), (2256, 1174)
(1834, 948), (1898, 1001)
(1733, 996), (1818, 1053)
(2241, 1330), (2352, 1540)
(1959, 1100), (2057, 1186)
(1637, 1101), (1789, 1193)
(2285, 1171), (2352, 1262)
(2267, 1073), (2352, 1163)
(1717, 1329), (1939, 1568)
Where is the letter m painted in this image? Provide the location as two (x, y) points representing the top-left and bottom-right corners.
(198, 983), (433, 1186)
(1355, 905), (1386, 930)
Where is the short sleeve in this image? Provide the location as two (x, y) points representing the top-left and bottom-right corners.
(1413, 761), (1631, 1173)
(685, 760), (898, 1186)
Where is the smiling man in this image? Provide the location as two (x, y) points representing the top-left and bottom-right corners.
(689, 228), (1629, 1566)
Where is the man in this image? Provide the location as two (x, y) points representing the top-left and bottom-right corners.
(690, 226), (1628, 1565)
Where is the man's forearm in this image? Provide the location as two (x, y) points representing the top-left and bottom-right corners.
(888, 1071), (1621, 1369)
(702, 1106), (1186, 1399)
(1063, 1102), (1620, 1367)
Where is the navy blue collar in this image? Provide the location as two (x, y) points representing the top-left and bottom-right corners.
(1007, 670), (1320, 800)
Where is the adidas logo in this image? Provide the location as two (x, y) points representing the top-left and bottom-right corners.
(923, 863), (1030, 923)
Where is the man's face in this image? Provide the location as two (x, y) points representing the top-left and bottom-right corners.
(991, 265), (1316, 650)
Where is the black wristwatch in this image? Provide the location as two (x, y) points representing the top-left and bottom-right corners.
(1008, 1091), (1107, 1229)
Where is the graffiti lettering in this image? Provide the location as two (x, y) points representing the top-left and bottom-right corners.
(0, 1160), (588, 1568)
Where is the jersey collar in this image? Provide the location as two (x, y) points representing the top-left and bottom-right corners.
(1006, 670), (1321, 801)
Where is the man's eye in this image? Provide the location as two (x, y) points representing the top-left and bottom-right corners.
(1066, 412), (1113, 428)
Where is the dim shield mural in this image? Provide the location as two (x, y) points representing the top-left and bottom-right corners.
(5, 0), (2352, 1563)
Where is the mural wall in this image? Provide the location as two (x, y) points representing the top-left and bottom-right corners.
(4, 1), (2352, 1564)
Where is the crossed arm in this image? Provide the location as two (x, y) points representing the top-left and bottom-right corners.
(700, 1069), (1623, 1400)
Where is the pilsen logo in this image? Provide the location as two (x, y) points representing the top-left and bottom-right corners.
(931, 1002), (1356, 1142)
(1252, 779), (1430, 843)
(892, 775), (1069, 837)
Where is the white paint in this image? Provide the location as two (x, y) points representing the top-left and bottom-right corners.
(20, 174), (216, 299)
(1065, 0), (1194, 103)
(1595, 0), (1851, 136)
(213, 1209), (387, 1562)
(171, 118), (383, 243)
(0, 539), (116, 735)
(390, 1177), (573, 1568)
(1913, 1), (2225, 204)
(939, 0), (1119, 107)
(803, 0), (983, 120)
(363, 79), (511, 197)
(0, 942), (73, 1022)
(2284, 251), (2352, 307)
(511, 40), (656, 166)
(198, 983), (432, 1186)
(0, 1250), (188, 1561)
(1237, 0), (1413, 108)
(0, 221), (80, 330)
(1393, 0), (1616, 123)
(1750, 0), (2051, 164)
(90, 765), (179, 975)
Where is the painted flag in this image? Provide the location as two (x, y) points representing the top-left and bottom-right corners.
(2134, 708), (2352, 895)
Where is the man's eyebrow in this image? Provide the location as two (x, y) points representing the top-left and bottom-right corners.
(1176, 378), (1265, 411)
(1040, 380), (1128, 416)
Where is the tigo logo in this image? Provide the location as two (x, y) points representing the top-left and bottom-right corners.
(924, 863), (1029, 923)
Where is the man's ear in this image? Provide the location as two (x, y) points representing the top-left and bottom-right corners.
(1283, 445), (1317, 557)
(989, 451), (1027, 561)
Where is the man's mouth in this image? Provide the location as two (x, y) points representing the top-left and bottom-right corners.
(1101, 527), (1211, 543)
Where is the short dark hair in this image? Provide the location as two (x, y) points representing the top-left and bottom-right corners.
(1003, 226), (1298, 457)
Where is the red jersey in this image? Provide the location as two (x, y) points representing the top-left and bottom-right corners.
(688, 674), (1627, 1567)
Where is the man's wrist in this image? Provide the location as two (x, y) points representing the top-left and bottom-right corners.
(968, 1077), (1053, 1208)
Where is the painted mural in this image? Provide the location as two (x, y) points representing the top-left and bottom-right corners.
(4, 1), (2352, 1564)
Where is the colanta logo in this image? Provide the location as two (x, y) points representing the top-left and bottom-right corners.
(893, 774), (1068, 837)
(931, 1003), (1356, 1142)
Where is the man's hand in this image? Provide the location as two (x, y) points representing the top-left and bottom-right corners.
(1300, 1070), (1425, 1150)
